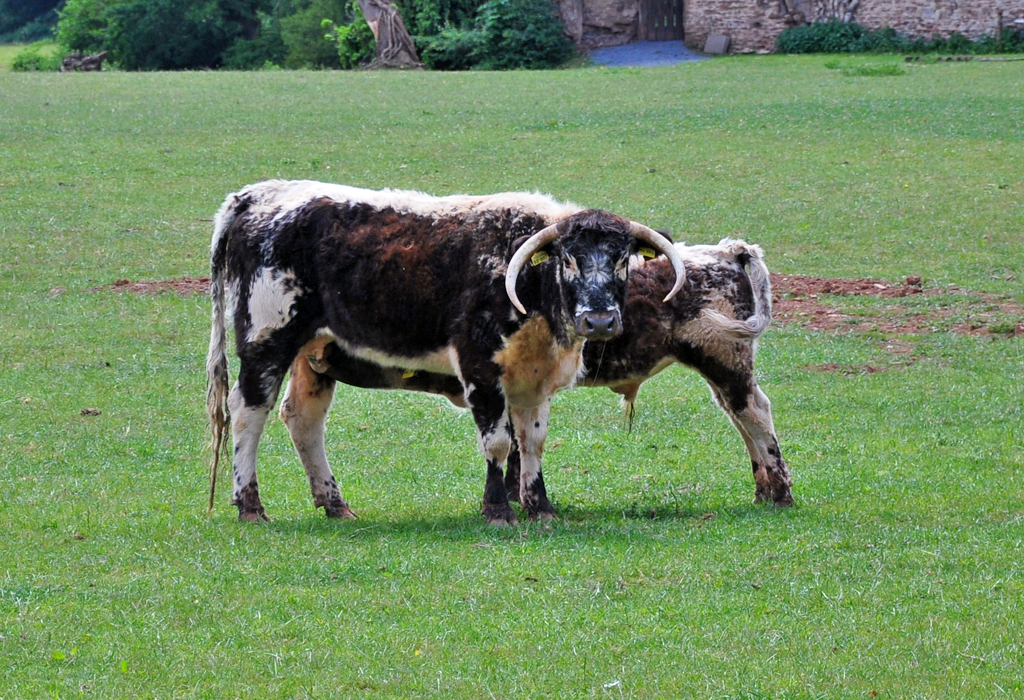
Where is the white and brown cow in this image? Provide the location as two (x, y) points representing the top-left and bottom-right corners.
(206, 180), (684, 525)
(309, 238), (793, 513)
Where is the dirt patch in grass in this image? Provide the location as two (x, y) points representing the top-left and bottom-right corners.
(771, 274), (1024, 338)
(106, 276), (211, 295)
(100, 273), (1024, 340)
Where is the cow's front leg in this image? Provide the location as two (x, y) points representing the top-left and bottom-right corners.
(504, 438), (521, 503)
(511, 400), (554, 520)
(710, 381), (793, 507)
(279, 354), (356, 519)
(466, 383), (516, 526)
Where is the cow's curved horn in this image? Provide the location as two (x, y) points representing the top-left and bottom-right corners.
(629, 222), (686, 303)
(505, 222), (561, 315)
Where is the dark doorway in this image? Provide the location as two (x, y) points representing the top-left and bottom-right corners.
(639, 0), (683, 41)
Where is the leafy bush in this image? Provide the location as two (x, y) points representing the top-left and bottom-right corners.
(473, 0), (573, 69)
(779, 21), (1024, 55)
(104, 0), (274, 70)
(222, 20), (287, 69)
(56, 0), (113, 53)
(279, 0), (348, 68)
(418, 24), (482, 69)
(321, 4), (375, 69)
(10, 41), (61, 71)
(396, 0), (481, 37)
(850, 26), (909, 53)
(417, 0), (571, 70)
(776, 21), (866, 53)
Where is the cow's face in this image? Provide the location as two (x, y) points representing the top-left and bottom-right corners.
(555, 220), (635, 340)
(505, 209), (685, 341)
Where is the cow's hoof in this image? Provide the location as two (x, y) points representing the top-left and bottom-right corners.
(773, 493), (794, 507)
(754, 488), (793, 507)
(238, 509), (270, 522)
(325, 504), (358, 519)
(482, 504), (518, 526)
(525, 501), (555, 521)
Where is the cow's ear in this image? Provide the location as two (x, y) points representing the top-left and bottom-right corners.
(633, 228), (671, 259)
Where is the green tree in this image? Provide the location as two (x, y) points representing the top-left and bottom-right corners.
(100, 0), (268, 69)
(56, 0), (114, 53)
(279, 0), (348, 68)
(0, 0), (62, 37)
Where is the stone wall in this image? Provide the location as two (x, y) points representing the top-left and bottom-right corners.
(682, 0), (1024, 54)
(684, 0), (799, 53)
(556, 0), (640, 47)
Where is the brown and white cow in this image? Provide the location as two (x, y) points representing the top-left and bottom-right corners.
(307, 238), (793, 514)
(205, 180), (684, 525)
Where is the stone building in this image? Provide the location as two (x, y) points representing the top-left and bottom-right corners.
(554, 0), (1024, 53)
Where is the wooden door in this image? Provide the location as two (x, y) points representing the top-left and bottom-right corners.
(639, 0), (683, 41)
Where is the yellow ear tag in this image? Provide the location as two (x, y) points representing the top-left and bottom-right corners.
(638, 247), (657, 260)
(402, 369), (416, 379)
(530, 251), (550, 266)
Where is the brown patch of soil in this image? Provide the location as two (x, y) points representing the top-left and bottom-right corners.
(103, 276), (211, 295)
(806, 363), (886, 376)
(771, 274), (1024, 338)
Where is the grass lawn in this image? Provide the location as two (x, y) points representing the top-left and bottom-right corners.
(1, 56), (1022, 698)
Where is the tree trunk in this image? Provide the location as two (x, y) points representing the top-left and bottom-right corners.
(355, 0), (423, 69)
(60, 52), (108, 72)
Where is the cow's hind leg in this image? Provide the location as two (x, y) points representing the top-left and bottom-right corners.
(229, 369), (286, 522)
(280, 354), (355, 519)
(708, 379), (793, 506)
(511, 400), (554, 520)
(466, 383), (516, 526)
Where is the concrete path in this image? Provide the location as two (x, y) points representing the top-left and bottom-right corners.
(589, 40), (707, 67)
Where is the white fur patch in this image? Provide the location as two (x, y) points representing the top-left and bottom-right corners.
(246, 267), (304, 343)
(316, 330), (458, 375)
(237, 180), (583, 230)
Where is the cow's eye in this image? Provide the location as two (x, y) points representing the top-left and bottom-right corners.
(615, 257), (627, 270)
(565, 257), (578, 272)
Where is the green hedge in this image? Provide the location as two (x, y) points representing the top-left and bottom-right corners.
(777, 21), (1024, 55)
(415, 0), (573, 70)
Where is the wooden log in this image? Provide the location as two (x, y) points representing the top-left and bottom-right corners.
(60, 51), (108, 72)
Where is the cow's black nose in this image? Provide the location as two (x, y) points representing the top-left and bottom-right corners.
(576, 311), (621, 340)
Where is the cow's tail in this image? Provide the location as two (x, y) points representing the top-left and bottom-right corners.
(700, 239), (773, 340)
(205, 194), (237, 513)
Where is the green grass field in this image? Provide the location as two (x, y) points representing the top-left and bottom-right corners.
(1, 57), (1022, 698)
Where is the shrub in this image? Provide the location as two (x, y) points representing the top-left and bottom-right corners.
(779, 21), (1024, 55)
(279, 0), (348, 68)
(10, 41), (61, 71)
(777, 21), (866, 53)
(103, 0), (273, 70)
(473, 0), (573, 69)
(321, 4), (375, 69)
(395, 0), (482, 37)
(418, 24), (482, 69)
(222, 20), (287, 69)
(850, 26), (909, 53)
(56, 0), (113, 53)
